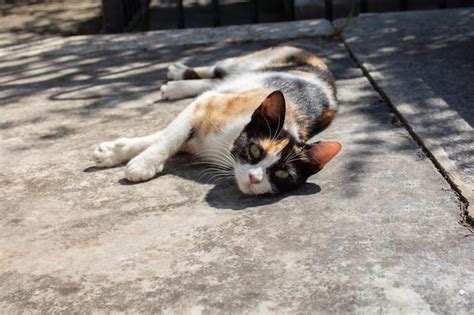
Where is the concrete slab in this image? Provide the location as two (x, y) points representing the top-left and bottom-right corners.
(0, 0), (101, 46)
(337, 9), (474, 219)
(1, 26), (473, 313)
(0, 19), (333, 58)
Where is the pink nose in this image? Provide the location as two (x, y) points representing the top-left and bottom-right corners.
(249, 173), (261, 185)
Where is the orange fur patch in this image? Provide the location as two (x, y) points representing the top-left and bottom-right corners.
(191, 89), (298, 138)
(288, 70), (315, 78)
(306, 55), (329, 71)
(258, 138), (290, 155)
(311, 108), (337, 135)
(318, 108), (337, 128)
(235, 46), (287, 61)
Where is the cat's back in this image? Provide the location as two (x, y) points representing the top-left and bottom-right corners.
(215, 47), (337, 139)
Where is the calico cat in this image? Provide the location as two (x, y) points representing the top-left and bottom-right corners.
(92, 46), (341, 195)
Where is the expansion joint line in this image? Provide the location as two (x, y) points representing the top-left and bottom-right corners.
(336, 34), (473, 234)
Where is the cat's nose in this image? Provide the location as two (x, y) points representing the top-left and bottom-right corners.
(249, 173), (262, 185)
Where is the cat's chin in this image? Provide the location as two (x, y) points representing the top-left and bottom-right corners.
(238, 185), (254, 195)
(236, 182), (273, 195)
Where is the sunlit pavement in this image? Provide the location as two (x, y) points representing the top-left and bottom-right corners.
(0, 12), (472, 314)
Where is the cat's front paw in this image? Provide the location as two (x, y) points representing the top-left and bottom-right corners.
(125, 157), (164, 182)
(167, 63), (189, 80)
(93, 138), (134, 167)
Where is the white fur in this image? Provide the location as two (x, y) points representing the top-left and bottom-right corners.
(216, 46), (302, 76)
(93, 135), (160, 167)
(92, 46), (335, 194)
(93, 71), (318, 185)
(193, 65), (217, 78)
(167, 63), (189, 80)
(123, 102), (196, 181)
(167, 63), (217, 81)
(192, 116), (251, 163)
(214, 72), (267, 94)
(160, 79), (216, 100)
(234, 154), (279, 195)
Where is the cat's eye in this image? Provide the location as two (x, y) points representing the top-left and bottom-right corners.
(275, 170), (289, 179)
(250, 144), (261, 158)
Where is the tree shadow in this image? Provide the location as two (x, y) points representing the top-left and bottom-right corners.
(78, 34), (400, 202)
(338, 8), (474, 186)
(0, 0), (102, 41)
(1, 24), (432, 208)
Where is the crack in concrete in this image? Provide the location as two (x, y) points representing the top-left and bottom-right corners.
(338, 34), (474, 232)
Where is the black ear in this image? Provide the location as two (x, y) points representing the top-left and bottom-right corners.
(250, 91), (286, 138)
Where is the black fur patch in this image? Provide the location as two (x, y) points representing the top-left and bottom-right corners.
(183, 69), (201, 80)
(263, 74), (331, 139)
(214, 67), (227, 79)
(231, 123), (320, 194)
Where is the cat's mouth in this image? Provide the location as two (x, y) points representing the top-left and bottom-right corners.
(234, 164), (274, 195)
(236, 180), (272, 195)
(236, 181), (253, 195)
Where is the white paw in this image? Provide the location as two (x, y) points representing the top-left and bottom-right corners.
(167, 63), (189, 80)
(125, 157), (164, 182)
(93, 138), (133, 167)
(160, 81), (187, 100)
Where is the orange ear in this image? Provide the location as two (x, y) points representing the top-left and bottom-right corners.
(307, 141), (342, 170)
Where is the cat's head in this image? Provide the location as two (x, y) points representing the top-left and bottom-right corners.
(231, 91), (341, 195)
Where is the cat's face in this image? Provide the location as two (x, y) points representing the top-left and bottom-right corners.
(231, 91), (341, 195)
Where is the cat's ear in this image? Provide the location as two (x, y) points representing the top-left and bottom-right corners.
(251, 91), (286, 137)
(306, 141), (341, 174)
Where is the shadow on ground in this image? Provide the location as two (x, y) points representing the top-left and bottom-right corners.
(339, 8), (474, 185)
(1, 35), (417, 204)
(1, 19), (472, 314)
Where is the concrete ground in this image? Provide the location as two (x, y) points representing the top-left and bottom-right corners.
(337, 8), (474, 220)
(0, 0), (101, 45)
(0, 16), (473, 315)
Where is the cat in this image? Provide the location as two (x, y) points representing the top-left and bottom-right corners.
(92, 46), (341, 195)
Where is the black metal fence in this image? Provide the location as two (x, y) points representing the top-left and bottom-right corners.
(102, 0), (150, 33)
(102, 0), (473, 33)
(175, 0), (295, 28)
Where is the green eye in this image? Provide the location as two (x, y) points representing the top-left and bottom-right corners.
(250, 144), (261, 158)
(275, 170), (289, 179)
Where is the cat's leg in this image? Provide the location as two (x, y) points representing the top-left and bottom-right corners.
(167, 63), (217, 80)
(160, 79), (217, 100)
(123, 101), (197, 182)
(92, 133), (161, 168)
(166, 53), (245, 81)
(167, 46), (305, 82)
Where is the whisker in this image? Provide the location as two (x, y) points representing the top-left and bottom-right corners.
(191, 161), (234, 172)
(285, 157), (307, 165)
(271, 108), (285, 142)
(198, 171), (230, 183)
(205, 167), (233, 174)
(203, 171), (234, 184)
(262, 116), (273, 140)
(196, 149), (235, 165)
(208, 173), (234, 182)
(283, 151), (297, 162)
(194, 153), (235, 169)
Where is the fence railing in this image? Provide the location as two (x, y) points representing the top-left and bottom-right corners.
(102, 0), (470, 33)
(175, 0), (295, 28)
(102, 0), (150, 33)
